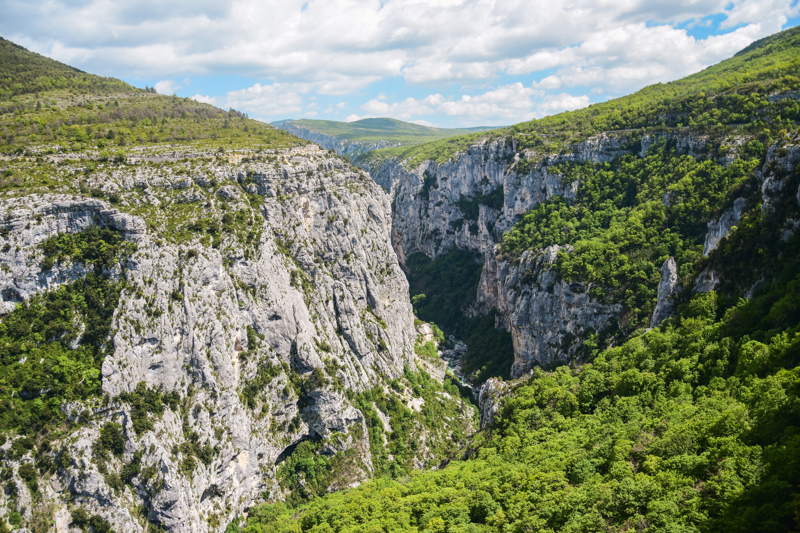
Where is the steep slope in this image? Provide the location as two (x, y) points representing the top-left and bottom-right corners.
(0, 41), (476, 533)
(273, 118), (496, 160)
(366, 25), (800, 379)
(233, 28), (800, 533)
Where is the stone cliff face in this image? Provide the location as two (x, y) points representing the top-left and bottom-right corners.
(370, 132), (752, 376)
(0, 146), (474, 532)
(370, 135), (640, 376)
(275, 122), (402, 160)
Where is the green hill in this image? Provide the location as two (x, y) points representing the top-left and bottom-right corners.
(234, 26), (800, 533)
(362, 25), (800, 170)
(0, 37), (135, 100)
(276, 117), (497, 145)
(0, 38), (303, 155)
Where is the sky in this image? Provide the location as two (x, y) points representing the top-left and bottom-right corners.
(2, 0), (799, 128)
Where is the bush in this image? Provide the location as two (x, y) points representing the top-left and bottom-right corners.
(98, 422), (125, 456)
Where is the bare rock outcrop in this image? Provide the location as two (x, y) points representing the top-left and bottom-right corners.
(651, 257), (680, 327)
(0, 146), (475, 533)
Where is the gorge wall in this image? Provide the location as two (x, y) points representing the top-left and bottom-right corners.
(368, 131), (776, 377)
(0, 147), (475, 532)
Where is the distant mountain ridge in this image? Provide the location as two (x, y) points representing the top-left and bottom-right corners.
(273, 117), (499, 160)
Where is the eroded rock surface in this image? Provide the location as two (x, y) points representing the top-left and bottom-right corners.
(651, 257), (680, 327)
(370, 135), (641, 375)
(0, 146), (475, 532)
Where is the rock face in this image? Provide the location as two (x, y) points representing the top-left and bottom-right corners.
(275, 122), (402, 160)
(371, 131), (776, 376)
(479, 246), (621, 376)
(651, 257), (680, 327)
(703, 198), (747, 256)
(478, 378), (508, 429)
(370, 135), (640, 376)
(0, 147), (474, 532)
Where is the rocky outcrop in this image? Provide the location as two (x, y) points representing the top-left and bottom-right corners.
(372, 135), (634, 261)
(478, 378), (508, 429)
(481, 246), (621, 376)
(651, 257), (680, 327)
(0, 146), (475, 532)
(703, 198), (747, 256)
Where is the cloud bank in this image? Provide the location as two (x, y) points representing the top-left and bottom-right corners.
(2, 0), (797, 126)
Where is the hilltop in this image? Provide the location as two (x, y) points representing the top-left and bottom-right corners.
(0, 38), (303, 156)
(274, 117), (495, 143)
(273, 117), (497, 160)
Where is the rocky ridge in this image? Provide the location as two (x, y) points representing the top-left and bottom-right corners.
(369, 131), (784, 377)
(0, 145), (475, 532)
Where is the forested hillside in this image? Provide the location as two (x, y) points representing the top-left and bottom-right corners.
(232, 26), (800, 533)
(0, 39), (301, 155)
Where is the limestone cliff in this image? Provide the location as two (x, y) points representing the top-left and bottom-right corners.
(0, 146), (475, 532)
(369, 132), (759, 376)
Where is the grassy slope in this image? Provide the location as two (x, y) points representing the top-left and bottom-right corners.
(0, 39), (304, 155)
(361, 25), (800, 169)
(234, 27), (800, 533)
(277, 117), (496, 145)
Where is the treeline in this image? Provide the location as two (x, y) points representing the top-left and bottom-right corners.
(0, 93), (294, 151)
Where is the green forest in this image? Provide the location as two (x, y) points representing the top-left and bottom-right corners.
(235, 167), (800, 532)
(229, 27), (800, 533)
(498, 138), (762, 333)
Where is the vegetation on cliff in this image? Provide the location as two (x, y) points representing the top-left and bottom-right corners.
(238, 181), (800, 533)
(0, 226), (131, 434)
(498, 138), (763, 333)
(405, 249), (515, 380)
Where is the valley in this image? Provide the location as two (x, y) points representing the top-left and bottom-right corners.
(0, 24), (799, 533)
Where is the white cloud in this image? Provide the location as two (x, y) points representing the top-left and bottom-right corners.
(190, 94), (219, 105)
(214, 82), (312, 119)
(154, 79), (182, 94)
(537, 93), (591, 115)
(2, 0), (797, 124)
(6, 0), (796, 86)
(355, 83), (547, 124)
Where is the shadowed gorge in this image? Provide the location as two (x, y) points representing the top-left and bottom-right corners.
(1, 19), (800, 533)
